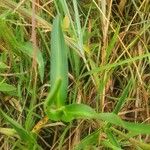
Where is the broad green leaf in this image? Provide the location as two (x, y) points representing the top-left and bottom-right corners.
(44, 79), (62, 121)
(44, 79), (62, 109)
(46, 103), (97, 122)
(61, 103), (97, 122)
(46, 106), (65, 121)
(50, 15), (68, 107)
(0, 82), (16, 92)
(46, 101), (150, 135)
(0, 109), (35, 143)
(46, 102), (150, 135)
(97, 113), (150, 135)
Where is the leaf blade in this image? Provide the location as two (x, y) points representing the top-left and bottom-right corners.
(0, 109), (35, 143)
(50, 15), (68, 107)
(0, 82), (16, 92)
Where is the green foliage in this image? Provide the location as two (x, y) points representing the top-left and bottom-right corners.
(0, 0), (150, 149)
(0, 19), (44, 82)
(0, 109), (37, 148)
(0, 82), (16, 92)
(44, 15), (150, 150)
(50, 15), (68, 107)
(0, 62), (9, 69)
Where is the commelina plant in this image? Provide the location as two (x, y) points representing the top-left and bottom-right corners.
(0, 0), (150, 150)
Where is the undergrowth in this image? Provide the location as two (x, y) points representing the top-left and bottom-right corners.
(0, 0), (150, 150)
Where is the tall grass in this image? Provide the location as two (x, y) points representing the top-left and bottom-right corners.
(0, 0), (150, 149)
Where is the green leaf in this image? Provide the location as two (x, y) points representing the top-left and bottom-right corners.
(62, 103), (97, 122)
(46, 102), (150, 136)
(0, 82), (16, 92)
(0, 20), (44, 82)
(44, 79), (62, 121)
(44, 79), (62, 109)
(46, 102), (150, 135)
(113, 79), (132, 114)
(75, 128), (122, 150)
(46, 103), (96, 122)
(46, 106), (65, 121)
(50, 15), (68, 107)
(102, 140), (123, 150)
(74, 129), (100, 150)
(105, 129), (121, 148)
(97, 113), (150, 135)
(81, 52), (150, 78)
(106, 25), (120, 62)
(0, 62), (9, 69)
(0, 19), (21, 55)
(0, 109), (35, 143)
(22, 42), (44, 82)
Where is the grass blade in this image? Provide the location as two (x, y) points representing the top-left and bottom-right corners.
(0, 20), (44, 82)
(22, 42), (44, 82)
(106, 25), (120, 62)
(0, 109), (35, 143)
(74, 129), (100, 150)
(113, 79), (132, 114)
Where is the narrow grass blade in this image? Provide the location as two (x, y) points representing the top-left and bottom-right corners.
(105, 129), (121, 148)
(75, 128), (122, 150)
(113, 79), (132, 114)
(106, 25), (120, 62)
(102, 140), (123, 150)
(0, 20), (44, 82)
(0, 109), (35, 143)
(0, 0), (51, 30)
(22, 42), (44, 82)
(74, 129), (100, 150)
(81, 52), (150, 78)
(0, 19), (20, 55)
(73, 0), (83, 54)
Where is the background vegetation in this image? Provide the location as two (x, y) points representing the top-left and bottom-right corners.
(0, 0), (150, 149)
